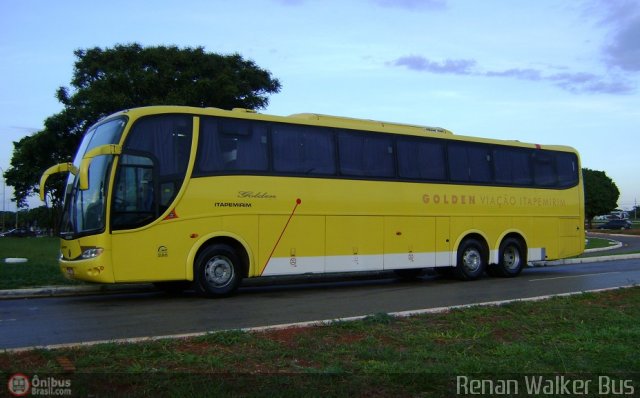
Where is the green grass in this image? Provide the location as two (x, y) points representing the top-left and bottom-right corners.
(585, 236), (617, 249)
(0, 237), (79, 289)
(1, 287), (639, 397)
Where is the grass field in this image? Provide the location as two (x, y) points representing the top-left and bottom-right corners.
(585, 236), (617, 249)
(1, 287), (638, 397)
(0, 237), (78, 289)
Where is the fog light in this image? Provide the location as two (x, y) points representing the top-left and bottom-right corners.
(81, 247), (104, 259)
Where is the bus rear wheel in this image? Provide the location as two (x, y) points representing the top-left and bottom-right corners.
(454, 238), (486, 281)
(490, 238), (526, 277)
(194, 243), (242, 298)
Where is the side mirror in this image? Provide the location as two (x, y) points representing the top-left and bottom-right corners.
(79, 144), (122, 190)
(39, 163), (79, 201)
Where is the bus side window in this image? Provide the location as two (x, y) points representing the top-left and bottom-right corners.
(124, 114), (192, 209)
(556, 152), (578, 188)
(493, 147), (533, 186)
(272, 125), (335, 175)
(397, 138), (446, 181)
(196, 117), (268, 174)
(532, 151), (557, 187)
(448, 142), (492, 183)
(338, 131), (395, 178)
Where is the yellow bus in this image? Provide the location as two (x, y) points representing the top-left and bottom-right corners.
(40, 106), (584, 297)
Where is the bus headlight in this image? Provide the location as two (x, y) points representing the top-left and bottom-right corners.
(81, 247), (104, 259)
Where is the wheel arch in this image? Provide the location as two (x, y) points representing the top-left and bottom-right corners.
(492, 230), (528, 265)
(186, 232), (253, 281)
(452, 230), (490, 267)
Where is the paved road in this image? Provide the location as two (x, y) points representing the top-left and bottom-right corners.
(1, 258), (639, 351)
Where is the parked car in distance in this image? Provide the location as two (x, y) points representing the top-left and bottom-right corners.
(597, 219), (633, 230)
(0, 228), (37, 237)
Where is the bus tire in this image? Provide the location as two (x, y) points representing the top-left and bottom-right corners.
(454, 238), (486, 281)
(194, 243), (242, 298)
(494, 238), (526, 277)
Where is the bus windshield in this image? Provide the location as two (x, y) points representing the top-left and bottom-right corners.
(60, 117), (126, 237)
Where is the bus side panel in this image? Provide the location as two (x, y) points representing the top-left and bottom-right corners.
(511, 216), (537, 261)
(221, 215), (260, 276)
(111, 219), (201, 282)
(558, 217), (582, 258)
(533, 218), (558, 260)
(383, 217), (435, 269)
(435, 217), (451, 266)
(259, 215), (325, 276)
(325, 216), (384, 272)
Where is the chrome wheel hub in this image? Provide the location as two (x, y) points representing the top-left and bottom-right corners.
(204, 255), (234, 287)
(462, 249), (482, 272)
(503, 246), (521, 270)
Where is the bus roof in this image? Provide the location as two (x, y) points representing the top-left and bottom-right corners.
(287, 112), (453, 136)
(108, 106), (578, 153)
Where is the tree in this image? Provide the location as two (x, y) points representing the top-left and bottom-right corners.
(5, 43), (281, 211)
(583, 168), (620, 229)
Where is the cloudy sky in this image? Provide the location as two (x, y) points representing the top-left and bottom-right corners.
(1, 0), (639, 211)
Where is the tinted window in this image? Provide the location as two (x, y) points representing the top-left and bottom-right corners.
(448, 143), (492, 183)
(532, 151), (557, 187)
(339, 132), (394, 177)
(123, 114), (192, 215)
(397, 138), (446, 180)
(126, 115), (192, 179)
(272, 125), (335, 175)
(196, 117), (269, 174)
(493, 147), (533, 186)
(556, 152), (578, 187)
(111, 155), (156, 229)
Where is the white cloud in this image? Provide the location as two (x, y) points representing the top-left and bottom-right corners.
(389, 55), (635, 94)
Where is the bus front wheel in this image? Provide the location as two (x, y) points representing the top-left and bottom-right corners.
(194, 243), (242, 298)
(454, 239), (486, 281)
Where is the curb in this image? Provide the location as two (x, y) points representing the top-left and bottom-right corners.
(2, 252), (640, 299)
(583, 240), (622, 253)
(532, 252), (640, 266)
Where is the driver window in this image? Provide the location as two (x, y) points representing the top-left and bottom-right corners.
(111, 154), (156, 230)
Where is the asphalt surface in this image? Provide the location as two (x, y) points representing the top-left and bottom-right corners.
(582, 232), (640, 256)
(1, 257), (639, 351)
